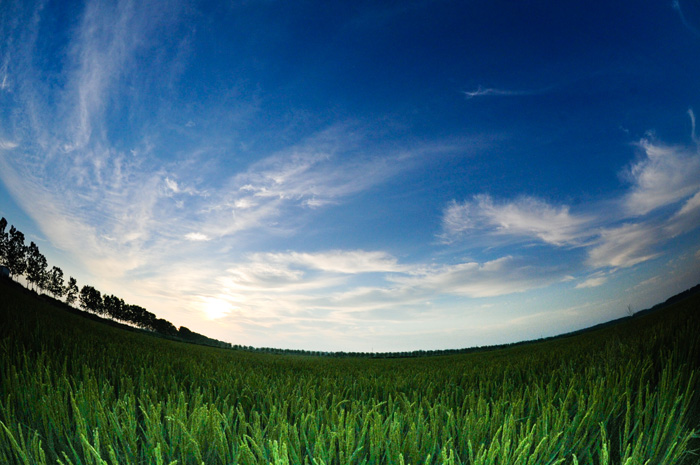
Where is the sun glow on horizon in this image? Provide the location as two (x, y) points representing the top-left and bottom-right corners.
(199, 297), (235, 320)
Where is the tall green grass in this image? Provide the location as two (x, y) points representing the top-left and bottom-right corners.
(1, 280), (698, 464)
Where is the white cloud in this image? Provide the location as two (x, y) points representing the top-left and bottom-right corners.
(165, 177), (180, 193)
(303, 197), (333, 208)
(185, 232), (210, 241)
(633, 275), (661, 290)
(252, 250), (406, 274)
(575, 276), (607, 289)
(234, 198), (256, 209)
(390, 256), (562, 298)
(673, 1), (700, 37)
(0, 51), (10, 92)
(675, 190), (700, 217)
(664, 190), (700, 238)
(442, 195), (592, 246)
(164, 176), (202, 196)
(0, 139), (18, 150)
(586, 223), (660, 269)
(623, 138), (700, 216)
(463, 85), (548, 99)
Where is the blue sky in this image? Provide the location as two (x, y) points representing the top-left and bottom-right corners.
(1, 0), (700, 352)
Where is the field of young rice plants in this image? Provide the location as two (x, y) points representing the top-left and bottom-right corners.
(1, 279), (699, 465)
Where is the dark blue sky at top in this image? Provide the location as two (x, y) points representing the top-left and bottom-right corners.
(1, 0), (699, 350)
(175, 0), (700, 197)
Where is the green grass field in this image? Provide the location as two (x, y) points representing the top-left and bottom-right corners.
(1, 278), (698, 464)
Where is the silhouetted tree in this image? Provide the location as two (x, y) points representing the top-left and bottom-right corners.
(123, 304), (154, 329)
(140, 309), (157, 330)
(179, 326), (194, 339)
(6, 226), (27, 278)
(122, 304), (136, 322)
(79, 285), (103, 314)
(48, 266), (65, 298)
(65, 277), (79, 306)
(0, 217), (7, 265)
(103, 294), (117, 318)
(103, 294), (125, 321)
(115, 297), (126, 321)
(26, 242), (48, 292)
(152, 318), (178, 336)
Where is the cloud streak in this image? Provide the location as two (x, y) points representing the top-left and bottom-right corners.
(586, 223), (661, 269)
(575, 276), (607, 289)
(442, 195), (593, 246)
(463, 85), (549, 100)
(673, 0), (700, 37)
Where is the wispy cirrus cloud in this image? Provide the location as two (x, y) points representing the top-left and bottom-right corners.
(585, 222), (662, 268)
(250, 250), (406, 275)
(180, 126), (461, 240)
(575, 276), (607, 289)
(442, 194), (593, 246)
(184, 232), (210, 242)
(673, 0), (700, 37)
(675, 190), (700, 219)
(0, 65), (8, 91)
(387, 256), (566, 298)
(0, 0), (192, 271)
(165, 177), (204, 197)
(0, 139), (18, 150)
(664, 190), (700, 239)
(463, 85), (549, 100)
(622, 136), (700, 216)
(202, 251), (568, 328)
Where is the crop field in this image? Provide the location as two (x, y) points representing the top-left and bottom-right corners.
(0, 279), (699, 465)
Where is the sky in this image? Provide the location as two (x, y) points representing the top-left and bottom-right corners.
(1, 0), (700, 352)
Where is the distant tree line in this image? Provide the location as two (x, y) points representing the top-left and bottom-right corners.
(0, 217), (231, 348)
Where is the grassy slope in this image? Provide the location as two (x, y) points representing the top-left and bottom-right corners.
(1, 278), (699, 464)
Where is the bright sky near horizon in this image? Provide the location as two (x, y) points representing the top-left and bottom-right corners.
(1, 0), (700, 352)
